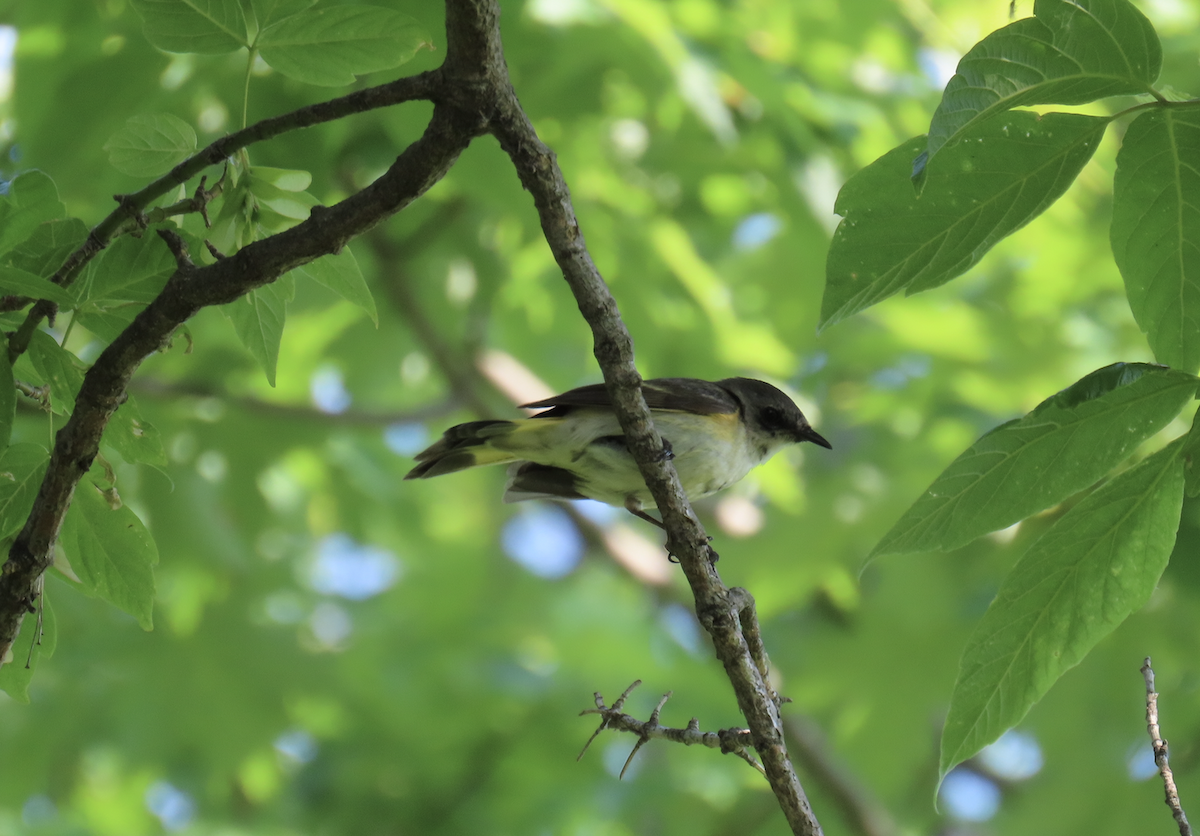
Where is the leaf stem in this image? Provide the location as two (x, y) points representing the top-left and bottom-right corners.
(242, 47), (257, 130)
(1112, 98), (1200, 122)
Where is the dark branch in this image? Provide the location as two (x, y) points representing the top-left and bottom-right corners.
(5, 72), (442, 362)
(0, 24), (468, 679)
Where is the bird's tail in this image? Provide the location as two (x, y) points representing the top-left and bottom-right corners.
(403, 419), (528, 479)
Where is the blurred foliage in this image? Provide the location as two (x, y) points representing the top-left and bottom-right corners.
(1, 0), (1200, 834)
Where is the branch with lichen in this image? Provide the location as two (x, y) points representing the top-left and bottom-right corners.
(1143, 657), (1193, 836)
(579, 681), (764, 778)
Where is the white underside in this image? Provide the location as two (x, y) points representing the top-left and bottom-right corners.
(492, 410), (782, 509)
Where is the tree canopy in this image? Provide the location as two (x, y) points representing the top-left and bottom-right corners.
(2, 0), (1200, 834)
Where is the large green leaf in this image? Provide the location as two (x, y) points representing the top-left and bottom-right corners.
(129, 0), (248, 54)
(1111, 109), (1200, 373)
(0, 444), (50, 540)
(104, 395), (168, 468)
(0, 172), (65, 259)
(0, 593), (56, 703)
(293, 247), (377, 325)
(27, 331), (84, 416)
(873, 364), (1197, 556)
(223, 275), (294, 386)
(0, 266), (76, 307)
(257, 6), (432, 86)
(925, 0), (1161, 164)
(822, 111), (1107, 329)
(59, 475), (159, 631)
(3, 217), (88, 282)
(940, 438), (1185, 778)
(86, 231), (177, 305)
(103, 114), (198, 178)
(249, 0), (315, 29)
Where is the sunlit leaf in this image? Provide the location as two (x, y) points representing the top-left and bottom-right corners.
(223, 275), (295, 386)
(293, 248), (377, 326)
(60, 477), (159, 630)
(103, 114), (198, 178)
(129, 0), (248, 53)
(27, 331), (84, 415)
(251, 166), (312, 192)
(0, 172), (65, 259)
(1112, 108), (1200, 373)
(0, 444), (50, 540)
(940, 438), (1184, 778)
(822, 111), (1107, 329)
(258, 6), (432, 86)
(87, 232), (177, 305)
(0, 266), (76, 307)
(105, 395), (168, 468)
(925, 0), (1161, 163)
(3, 218), (88, 282)
(250, 0), (316, 28)
(873, 364), (1197, 556)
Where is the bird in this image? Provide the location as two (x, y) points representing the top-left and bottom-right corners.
(404, 377), (831, 528)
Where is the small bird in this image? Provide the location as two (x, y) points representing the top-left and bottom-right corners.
(404, 377), (831, 527)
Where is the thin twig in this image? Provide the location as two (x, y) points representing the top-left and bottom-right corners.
(1143, 657), (1193, 836)
(579, 681), (765, 777)
(482, 0), (822, 827)
(5, 72), (442, 364)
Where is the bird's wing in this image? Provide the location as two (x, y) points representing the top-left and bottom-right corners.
(521, 378), (737, 416)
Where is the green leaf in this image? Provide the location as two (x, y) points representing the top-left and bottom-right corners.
(0, 172), (65, 259)
(103, 114), (198, 178)
(873, 363), (1197, 556)
(258, 6), (432, 86)
(248, 179), (320, 220)
(925, 0), (1161, 163)
(74, 306), (143, 344)
(223, 275), (295, 386)
(104, 394), (168, 467)
(1111, 109), (1200, 373)
(87, 231), (176, 304)
(0, 266), (76, 307)
(250, 0), (316, 29)
(250, 166), (312, 192)
(293, 247), (377, 325)
(129, 0), (248, 53)
(0, 592), (56, 703)
(940, 438), (1185, 779)
(3, 217), (88, 282)
(0, 444), (50, 540)
(60, 476), (159, 630)
(27, 330), (84, 415)
(821, 111), (1107, 329)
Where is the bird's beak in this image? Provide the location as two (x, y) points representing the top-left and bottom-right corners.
(797, 426), (832, 449)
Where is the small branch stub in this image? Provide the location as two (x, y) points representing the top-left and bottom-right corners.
(579, 681), (765, 777)
(1142, 657), (1193, 836)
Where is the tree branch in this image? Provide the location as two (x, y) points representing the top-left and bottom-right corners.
(1143, 657), (1193, 836)
(0, 28), (470, 677)
(476, 2), (822, 831)
(6, 71), (442, 362)
(0, 1), (825, 833)
(579, 681), (765, 778)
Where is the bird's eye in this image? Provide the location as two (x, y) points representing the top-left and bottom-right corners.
(759, 406), (785, 429)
